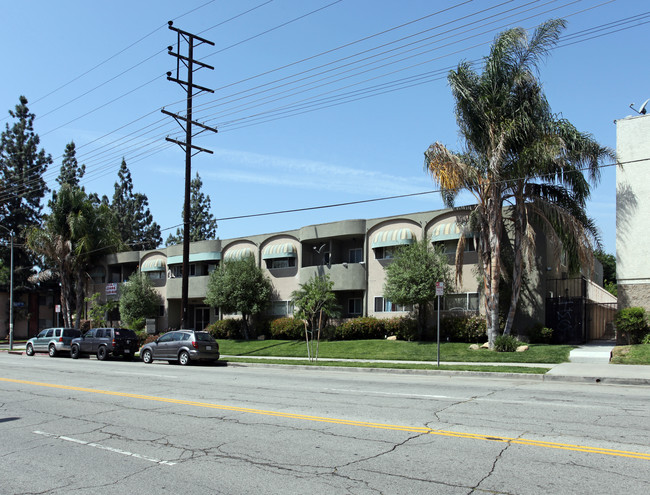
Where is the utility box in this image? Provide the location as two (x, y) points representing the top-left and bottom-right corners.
(146, 319), (157, 335)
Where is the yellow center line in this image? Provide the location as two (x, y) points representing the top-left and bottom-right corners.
(3, 377), (649, 461)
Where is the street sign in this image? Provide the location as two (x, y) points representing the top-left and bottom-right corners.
(55, 304), (61, 313)
(13, 301), (24, 307)
(436, 282), (444, 296)
(106, 283), (118, 296)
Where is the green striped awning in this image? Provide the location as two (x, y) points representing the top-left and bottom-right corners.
(141, 258), (166, 272)
(262, 242), (296, 259)
(371, 228), (415, 248)
(430, 221), (474, 242)
(224, 248), (253, 261)
(167, 251), (221, 265)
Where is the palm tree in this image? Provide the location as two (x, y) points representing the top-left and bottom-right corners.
(425, 19), (612, 346)
(27, 185), (121, 328)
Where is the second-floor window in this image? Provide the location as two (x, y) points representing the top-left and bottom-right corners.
(349, 248), (363, 263)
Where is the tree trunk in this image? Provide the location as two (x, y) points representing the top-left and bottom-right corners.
(484, 187), (503, 349)
(504, 193), (525, 335)
(74, 269), (86, 329)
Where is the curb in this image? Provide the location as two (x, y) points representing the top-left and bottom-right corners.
(224, 361), (650, 386)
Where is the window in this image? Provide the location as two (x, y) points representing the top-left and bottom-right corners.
(374, 297), (411, 312)
(269, 301), (294, 316)
(159, 305), (165, 317)
(37, 330), (47, 338)
(268, 258), (296, 269)
(440, 293), (480, 311)
(45, 329), (54, 338)
(208, 263), (218, 273)
(349, 248), (363, 263)
(171, 265), (183, 278)
(375, 246), (397, 260)
(348, 298), (362, 315)
(95, 329), (104, 338)
(55, 329), (61, 337)
(189, 264), (196, 276)
(147, 270), (165, 280)
(158, 332), (175, 343)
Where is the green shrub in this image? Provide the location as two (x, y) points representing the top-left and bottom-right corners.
(384, 316), (418, 341)
(494, 334), (520, 352)
(643, 333), (650, 345)
(205, 319), (244, 339)
(440, 315), (487, 343)
(334, 317), (386, 340)
(269, 317), (305, 340)
(527, 323), (554, 344)
(614, 307), (649, 345)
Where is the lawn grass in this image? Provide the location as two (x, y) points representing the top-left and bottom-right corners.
(219, 339), (572, 364)
(223, 357), (550, 373)
(610, 344), (650, 365)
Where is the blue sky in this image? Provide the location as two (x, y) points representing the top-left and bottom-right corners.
(2, 0), (647, 254)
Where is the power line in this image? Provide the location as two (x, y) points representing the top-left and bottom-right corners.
(0, 2), (640, 203)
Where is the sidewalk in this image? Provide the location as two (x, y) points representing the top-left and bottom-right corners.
(4, 342), (650, 386)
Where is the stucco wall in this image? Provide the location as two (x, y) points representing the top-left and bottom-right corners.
(616, 114), (650, 310)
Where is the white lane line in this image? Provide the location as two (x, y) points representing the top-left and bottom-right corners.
(113, 371), (179, 378)
(324, 388), (454, 399)
(33, 431), (176, 466)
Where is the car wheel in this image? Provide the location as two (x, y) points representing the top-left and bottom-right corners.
(26, 343), (35, 356)
(97, 346), (108, 361)
(142, 349), (153, 364)
(71, 345), (80, 359)
(178, 351), (190, 366)
(48, 345), (57, 357)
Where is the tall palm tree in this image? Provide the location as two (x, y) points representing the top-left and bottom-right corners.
(27, 185), (121, 328)
(425, 19), (612, 346)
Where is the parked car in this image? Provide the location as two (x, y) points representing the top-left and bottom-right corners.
(70, 327), (139, 361)
(25, 328), (82, 357)
(140, 330), (219, 365)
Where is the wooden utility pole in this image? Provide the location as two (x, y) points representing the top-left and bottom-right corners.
(162, 21), (218, 328)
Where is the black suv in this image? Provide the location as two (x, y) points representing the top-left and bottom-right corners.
(70, 328), (139, 361)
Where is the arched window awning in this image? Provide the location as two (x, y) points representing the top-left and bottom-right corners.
(371, 228), (415, 248)
(430, 221), (475, 242)
(262, 242), (297, 259)
(224, 248), (254, 261)
(141, 258), (166, 272)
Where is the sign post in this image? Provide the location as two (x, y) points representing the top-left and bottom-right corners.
(435, 282), (444, 367)
(55, 304), (61, 327)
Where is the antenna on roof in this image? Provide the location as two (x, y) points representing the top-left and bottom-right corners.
(629, 99), (649, 115)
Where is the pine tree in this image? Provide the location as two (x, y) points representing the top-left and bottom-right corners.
(0, 95), (52, 289)
(112, 158), (162, 251)
(166, 172), (218, 246)
(56, 141), (85, 188)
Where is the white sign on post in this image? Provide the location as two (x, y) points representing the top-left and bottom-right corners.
(435, 282), (444, 296)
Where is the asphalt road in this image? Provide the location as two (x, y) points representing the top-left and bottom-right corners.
(1, 353), (649, 494)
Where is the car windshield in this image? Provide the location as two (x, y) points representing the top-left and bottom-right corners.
(195, 332), (214, 342)
(115, 329), (137, 338)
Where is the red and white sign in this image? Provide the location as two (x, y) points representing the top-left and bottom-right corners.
(435, 282), (444, 296)
(106, 283), (118, 296)
(55, 305), (61, 313)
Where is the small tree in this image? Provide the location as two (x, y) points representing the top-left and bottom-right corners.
(291, 273), (340, 361)
(291, 274), (340, 334)
(383, 239), (453, 339)
(85, 293), (118, 327)
(119, 272), (162, 330)
(204, 257), (272, 339)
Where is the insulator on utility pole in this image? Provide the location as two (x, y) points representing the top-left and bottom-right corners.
(162, 21), (218, 329)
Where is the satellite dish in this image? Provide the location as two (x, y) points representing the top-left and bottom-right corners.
(630, 99), (649, 115)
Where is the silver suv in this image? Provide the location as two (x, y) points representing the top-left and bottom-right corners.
(140, 330), (219, 365)
(25, 328), (82, 357)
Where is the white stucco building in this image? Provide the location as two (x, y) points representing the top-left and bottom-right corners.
(616, 113), (650, 310)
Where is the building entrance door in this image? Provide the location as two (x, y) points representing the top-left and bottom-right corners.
(195, 307), (211, 331)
